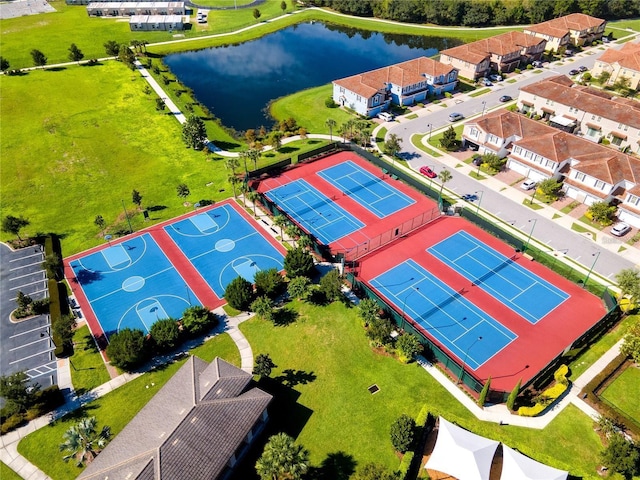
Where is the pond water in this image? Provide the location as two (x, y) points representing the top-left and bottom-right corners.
(164, 22), (461, 132)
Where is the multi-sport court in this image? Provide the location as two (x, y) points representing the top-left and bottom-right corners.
(256, 151), (606, 391)
(65, 201), (285, 341)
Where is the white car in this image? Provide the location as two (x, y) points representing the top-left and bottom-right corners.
(448, 112), (464, 122)
(521, 179), (537, 190)
(377, 112), (394, 122)
(611, 222), (631, 237)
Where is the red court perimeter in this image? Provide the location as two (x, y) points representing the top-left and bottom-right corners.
(355, 216), (606, 392)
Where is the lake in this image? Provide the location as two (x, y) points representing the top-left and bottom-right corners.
(164, 22), (461, 131)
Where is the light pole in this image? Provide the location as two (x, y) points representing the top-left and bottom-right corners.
(524, 218), (537, 253)
(400, 281), (417, 330)
(121, 200), (133, 234)
(427, 123), (433, 141)
(458, 336), (482, 384)
(428, 165), (435, 189)
(481, 101), (486, 116)
(583, 251), (601, 289)
(475, 190), (484, 215)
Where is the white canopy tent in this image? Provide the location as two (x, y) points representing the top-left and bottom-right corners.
(425, 417), (499, 480)
(500, 445), (568, 480)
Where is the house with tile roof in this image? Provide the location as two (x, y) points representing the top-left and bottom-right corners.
(332, 57), (458, 117)
(523, 13), (606, 51)
(517, 75), (640, 154)
(86, 1), (184, 16)
(439, 31), (546, 80)
(591, 41), (640, 91)
(463, 109), (640, 227)
(78, 357), (272, 480)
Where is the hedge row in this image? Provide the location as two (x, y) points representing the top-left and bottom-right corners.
(0, 386), (64, 434)
(398, 405), (433, 480)
(518, 365), (569, 417)
(48, 279), (65, 357)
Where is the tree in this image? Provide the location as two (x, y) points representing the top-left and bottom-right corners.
(253, 8), (262, 22)
(478, 376), (491, 407)
(106, 328), (147, 371)
(16, 291), (33, 311)
(176, 183), (190, 200)
(247, 191), (261, 216)
(587, 201), (616, 225)
(181, 114), (207, 149)
(94, 215), (106, 237)
(438, 168), (452, 197)
(296, 234), (313, 250)
(620, 322), (640, 363)
(358, 298), (380, 327)
(352, 463), (399, 480)
(506, 379), (521, 411)
(270, 131), (283, 151)
(481, 153), (505, 171)
(228, 174), (243, 199)
(254, 353), (277, 378)
(104, 40), (120, 56)
(615, 269), (640, 307)
(285, 224), (302, 245)
(155, 97), (166, 111)
(224, 276), (255, 311)
(273, 214), (289, 239)
(245, 129), (257, 146)
(225, 156), (240, 175)
(385, 133), (402, 158)
(280, 0), (287, 13)
(149, 318), (180, 351)
(319, 269), (343, 302)
(284, 247), (315, 278)
(367, 317), (393, 347)
(325, 118), (337, 141)
(60, 417), (111, 467)
(53, 314), (76, 352)
(597, 70), (611, 86)
(2, 215), (30, 240)
(396, 333), (422, 363)
(0, 56), (10, 71)
(255, 433), (310, 480)
(68, 43), (84, 63)
(537, 178), (562, 199)
(440, 126), (458, 151)
(251, 296), (274, 322)
(132, 189), (143, 209)
(390, 414), (415, 453)
(254, 268), (285, 299)
(248, 147), (261, 170)
(0, 372), (37, 414)
(181, 305), (217, 336)
(118, 44), (136, 70)
(30, 49), (47, 68)
(287, 276), (311, 300)
(600, 433), (640, 479)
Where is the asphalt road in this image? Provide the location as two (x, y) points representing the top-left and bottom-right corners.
(0, 243), (57, 391)
(386, 51), (636, 282)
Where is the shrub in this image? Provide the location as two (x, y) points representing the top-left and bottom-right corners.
(514, 68), (521, 74)
(224, 276), (255, 311)
(149, 318), (180, 351)
(287, 276), (311, 300)
(1, 414), (25, 434)
(554, 364), (569, 385)
(539, 382), (567, 402)
(366, 317), (393, 347)
(106, 328), (147, 371)
(284, 247), (315, 278)
(444, 92), (452, 98)
(398, 450), (414, 477)
(506, 379), (521, 411)
(396, 334), (422, 363)
(251, 296), (274, 322)
(478, 376), (491, 407)
(324, 97), (337, 108)
(390, 414), (415, 453)
(526, 64), (533, 70)
(518, 403), (547, 416)
(254, 268), (285, 299)
(181, 306), (217, 336)
(319, 269), (343, 302)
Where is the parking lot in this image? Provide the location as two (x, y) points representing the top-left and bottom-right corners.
(0, 243), (57, 389)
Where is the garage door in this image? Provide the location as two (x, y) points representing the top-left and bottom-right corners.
(507, 159), (528, 176)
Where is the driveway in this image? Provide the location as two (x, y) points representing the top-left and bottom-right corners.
(0, 243), (57, 390)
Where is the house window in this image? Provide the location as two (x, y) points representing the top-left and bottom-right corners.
(356, 95), (362, 102)
(575, 172), (586, 181)
(587, 127), (599, 137)
(470, 127), (478, 137)
(594, 180), (605, 189)
(513, 146), (522, 155)
(611, 136), (623, 146)
(339, 87), (345, 94)
(628, 194), (640, 206)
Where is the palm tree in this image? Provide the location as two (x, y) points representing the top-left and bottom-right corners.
(297, 235), (313, 250)
(60, 417), (111, 467)
(248, 147), (261, 171)
(247, 191), (262, 216)
(285, 224), (302, 245)
(325, 118), (337, 141)
(228, 174), (242, 199)
(273, 215), (289, 239)
(225, 157), (240, 175)
(255, 432), (310, 480)
(438, 168), (452, 197)
(239, 151), (250, 176)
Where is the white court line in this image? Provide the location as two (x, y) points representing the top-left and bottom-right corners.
(9, 278), (48, 291)
(190, 231), (259, 261)
(10, 324), (50, 339)
(10, 270), (46, 281)
(9, 251), (42, 262)
(10, 260), (44, 271)
(10, 337), (50, 351)
(10, 347), (55, 365)
(89, 265), (174, 304)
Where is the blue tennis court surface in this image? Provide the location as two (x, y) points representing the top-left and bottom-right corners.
(317, 160), (415, 218)
(164, 204), (284, 297)
(69, 234), (199, 337)
(428, 231), (568, 324)
(264, 178), (364, 244)
(370, 259), (516, 370)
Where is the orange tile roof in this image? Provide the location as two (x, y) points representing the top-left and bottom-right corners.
(598, 41), (640, 73)
(469, 109), (552, 140)
(441, 43), (489, 64)
(519, 75), (640, 129)
(441, 32), (543, 63)
(526, 13), (605, 38)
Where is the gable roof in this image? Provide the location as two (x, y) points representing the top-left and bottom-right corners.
(79, 357), (272, 480)
(467, 109), (552, 141)
(526, 13), (605, 38)
(441, 31), (544, 65)
(598, 41), (640, 73)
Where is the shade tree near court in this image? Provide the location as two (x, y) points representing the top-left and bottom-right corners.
(181, 305), (218, 336)
(106, 328), (147, 371)
(224, 276), (255, 311)
(283, 247), (315, 278)
(385, 133), (402, 158)
(615, 268), (640, 309)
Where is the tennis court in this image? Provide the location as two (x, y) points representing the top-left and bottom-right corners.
(264, 178), (364, 244)
(164, 204), (285, 297)
(370, 259), (516, 370)
(68, 233), (199, 338)
(316, 160), (415, 218)
(428, 231), (568, 324)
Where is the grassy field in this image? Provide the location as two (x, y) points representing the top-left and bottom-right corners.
(70, 325), (111, 395)
(240, 299), (604, 478)
(600, 365), (640, 422)
(17, 332), (238, 480)
(0, 462), (22, 480)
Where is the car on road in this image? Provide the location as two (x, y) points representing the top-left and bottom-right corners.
(482, 78), (493, 86)
(499, 95), (513, 102)
(448, 112), (464, 122)
(532, 61), (544, 68)
(569, 69), (580, 75)
(611, 222), (631, 237)
(489, 74), (503, 82)
(419, 166), (437, 178)
(461, 193), (479, 202)
(578, 65), (588, 72)
(521, 179), (537, 190)
(377, 112), (394, 122)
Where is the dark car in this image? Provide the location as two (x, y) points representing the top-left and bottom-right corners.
(471, 156), (482, 166)
(499, 95), (513, 102)
(419, 166), (437, 178)
(569, 69), (580, 75)
(461, 194), (479, 202)
(578, 65), (588, 72)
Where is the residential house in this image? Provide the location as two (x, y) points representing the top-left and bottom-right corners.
(130, 14), (183, 30)
(78, 357), (272, 480)
(439, 44), (491, 81)
(87, 1), (184, 16)
(591, 41), (640, 91)
(517, 75), (640, 153)
(332, 57), (458, 117)
(524, 13), (606, 51)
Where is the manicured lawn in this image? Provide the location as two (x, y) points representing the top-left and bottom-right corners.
(0, 462), (22, 480)
(0, 62), (234, 255)
(17, 332), (238, 480)
(70, 325), (111, 395)
(240, 299), (604, 477)
(600, 364), (640, 421)
(426, 124), (464, 150)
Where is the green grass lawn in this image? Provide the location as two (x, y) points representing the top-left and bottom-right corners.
(0, 462), (22, 480)
(600, 364), (640, 422)
(240, 299), (604, 477)
(70, 325), (111, 395)
(468, 88), (490, 97)
(0, 61), (236, 255)
(17, 332), (238, 480)
(426, 124), (464, 150)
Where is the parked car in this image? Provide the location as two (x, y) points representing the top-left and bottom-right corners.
(377, 112), (394, 122)
(448, 112), (464, 122)
(419, 166), (437, 178)
(602, 37), (610, 43)
(569, 69), (580, 76)
(461, 193), (479, 202)
(578, 65), (588, 72)
(482, 79), (493, 86)
(532, 61), (544, 68)
(521, 179), (537, 190)
(564, 50), (574, 57)
(489, 74), (503, 82)
(611, 222), (631, 237)
(499, 95), (512, 103)
(472, 156), (482, 166)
